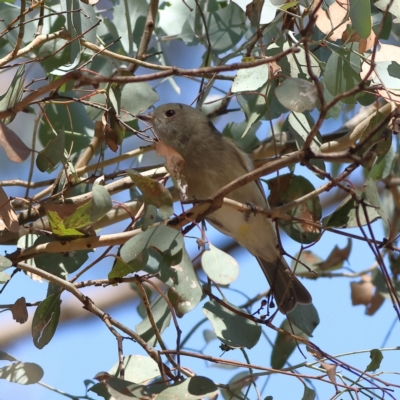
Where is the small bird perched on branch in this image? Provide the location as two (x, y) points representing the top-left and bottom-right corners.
(138, 103), (312, 313)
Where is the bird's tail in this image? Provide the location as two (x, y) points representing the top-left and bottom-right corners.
(257, 256), (312, 313)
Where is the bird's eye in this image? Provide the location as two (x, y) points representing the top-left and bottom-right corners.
(165, 110), (175, 118)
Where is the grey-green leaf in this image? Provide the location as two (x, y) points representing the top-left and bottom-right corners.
(0, 361), (44, 385)
(36, 130), (66, 173)
(135, 292), (171, 346)
(0, 65), (25, 125)
(108, 355), (160, 384)
(232, 64), (269, 93)
(203, 300), (261, 349)
(201, 244), (239, 285)
(275, 78), (318, 112)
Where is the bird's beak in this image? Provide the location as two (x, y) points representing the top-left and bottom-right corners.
(137, 112), (154, 123)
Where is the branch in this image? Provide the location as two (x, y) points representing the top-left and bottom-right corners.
(0, 46), (301, 120)
(0, 29), (70, 67)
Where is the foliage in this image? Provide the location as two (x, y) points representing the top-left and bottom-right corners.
(0, 0), (400, 398)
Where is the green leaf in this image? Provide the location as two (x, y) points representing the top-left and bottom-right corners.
(282, 41), (321, 79)
(0, 361), (44, 385)
(120, 83), (159, 121)
(349, 0), (371, 38)
(275, 78), (318, 112)
(287, 303), (320, 337)
(107, 84), (122, 115)
(32, 293), (61, 349)
(97, 374), (162, 399)
(158, 0), (196, 42)
(0, 351), (17, 362)
(201, 244), (239, 285)
(325, 46), (361, 104)
(364, 178), (389, 226)
(135, 292), (171, 346)
(321, 77), (343, 120)
(0, 65), (25, 125)
(231, 64), (269, 93)
(237, 83), (268, 136)
(372, 267), (400, 299)
(141, 204), (159, 231)
(38, 101), (93, 154)
(357, 111), (392, 167)
(220, 371), (257, 400)
(108, 355), (160, 384)
(302, 382), (316, 400)
(206, 1), (247, 54)
(322, 189), (381, 228)
(51, 0), (81, 75)
(288, 112), (326, 178)
(271, 319), (308, 369)
(366, 349), (383, 372)
(36, 130), (66, 173)
(234, 0), (279, 25)
(0, 271), (10, 283)
(267, 174), (322, 244)
(167, 247), (203, 317)
(375, 0), (400, 23)
(65, 184), (112, 229)
(44, 184), (112, 236)
(202, 300), (261, 349)
(0, 255), (12, 271)
(127, 169), (173, 219)
(109, 225), (183, 279)
(368, 143), (396, 180)
(222, 120), (260, 153)
(34, 236), (90, 276)
(157, 376), (219, 399)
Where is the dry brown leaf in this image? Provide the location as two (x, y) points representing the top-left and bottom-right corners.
(10, 297), (28, 324)
(342, 28), (360, 44)
(267, 174), (292, 207)
(317, 238), (351, 270)
(102, 112), (118, 152)
(314, 0), (350, 42)
(268, 61), (281, 77)
(366, 291), (385, 315)
(351, 275), (374, 305)
(245, 0), (264, 26)
(43, 203), (81, 219)
(26, 271), (43, 282)
(0, 122), (31, 162)
(0, 186), (19, 233)
(359, 31), (376, 53)
(155, 140), (187, 197)
(320, 361), (337, 387)
(342, 28), (376, 53)
(299, 204), (320, 233)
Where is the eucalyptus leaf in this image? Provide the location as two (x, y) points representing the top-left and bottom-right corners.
(271, 319), (308, 369)
(0, 65), (25, 125)
(135, 292), (171, 346)
(201, 244), (240, 285)
(275, 78), (318, 112)
(31, 293), (61, 349)
(203, 300), (261, 349)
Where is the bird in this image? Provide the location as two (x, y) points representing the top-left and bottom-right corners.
(138, 103), (312, 313)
